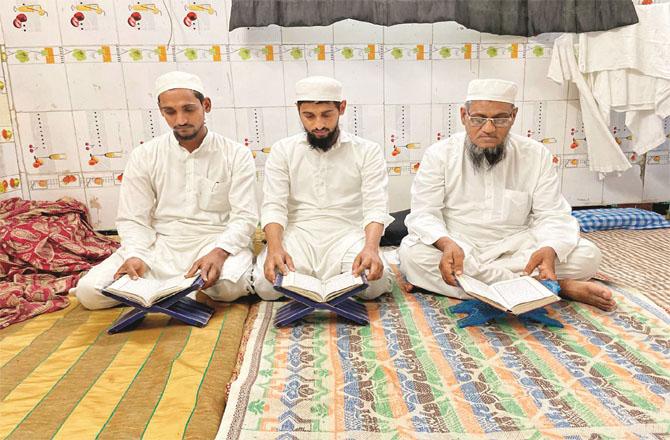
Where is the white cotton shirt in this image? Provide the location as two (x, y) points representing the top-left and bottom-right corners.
(261, 130), (393, 232)
(404, 132), (580, 263)
(116, 130), (258, 269)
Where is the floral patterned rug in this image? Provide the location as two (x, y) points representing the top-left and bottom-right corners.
(218, 283), (670, 439)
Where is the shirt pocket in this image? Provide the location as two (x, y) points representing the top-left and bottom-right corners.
(197, 176), (231, 212)
(502, 189), (530, 226)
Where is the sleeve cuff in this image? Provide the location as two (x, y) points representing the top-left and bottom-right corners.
(537, 240), (574, 263)
(419, 231), (473, 257)
(214, 238), (243, 256)
(362, 213), (394, 231)
(261, 214), (287, 230)
(122, 249), (153, 269)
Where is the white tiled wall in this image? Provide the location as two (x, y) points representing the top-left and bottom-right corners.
(0, 0), (668, 228)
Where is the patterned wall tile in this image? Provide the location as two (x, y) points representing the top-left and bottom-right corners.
(1, 10), (667, 217)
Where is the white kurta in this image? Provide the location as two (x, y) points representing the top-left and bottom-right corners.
(75, 130), (259, 309)
(399, 132), (599, 299)
(254, 130), (394, 300)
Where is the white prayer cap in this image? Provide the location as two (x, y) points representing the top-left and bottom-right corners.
(155, 71), (205, 99)
(466, 79), (518, 104)
(295, 76), (343, 102)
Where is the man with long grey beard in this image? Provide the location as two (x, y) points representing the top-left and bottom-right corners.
(254, 76), (393, 301)
(398, 79), (616, 311)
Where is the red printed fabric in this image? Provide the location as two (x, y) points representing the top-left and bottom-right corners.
(0, 197), (119, 329)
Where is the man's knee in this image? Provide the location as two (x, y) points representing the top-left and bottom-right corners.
(206, 267), (254, 302)
(253, 277), (283, 300)
(252, 260), (283, 300)
(358, 273), (392, 300)
(399, 242), (437, 272)
(560, 239), (602, 280)
(74, 277), (118, 310)
(576, 239), (602, 278)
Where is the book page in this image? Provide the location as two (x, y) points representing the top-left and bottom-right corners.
(107, 275), (196, 305)
(281, 272), (324, 299)
(491, 277), (554, 309)
(323, 273), (364, 298)
(456, 274), (508, 310)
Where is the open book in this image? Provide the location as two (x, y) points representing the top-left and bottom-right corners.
(103, 274), (203, 308)
(456, 274), (560, 315)
(275, 272), (366, 303)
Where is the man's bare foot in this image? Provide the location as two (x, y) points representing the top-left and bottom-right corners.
(558, 279), (617, 311)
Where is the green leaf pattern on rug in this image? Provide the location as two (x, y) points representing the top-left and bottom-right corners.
(248, 399), (266, 415)
(310, 403), (328, 418)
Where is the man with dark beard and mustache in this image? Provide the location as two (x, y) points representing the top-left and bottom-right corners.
(398, 79), (616, 312)
(74, 71), (258, 310)
(254, 76), (394, 301)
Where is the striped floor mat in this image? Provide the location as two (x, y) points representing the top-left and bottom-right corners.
(584, 229), (670, 312)
(1, 296), (250, 439)
(218, 284), (670, 439)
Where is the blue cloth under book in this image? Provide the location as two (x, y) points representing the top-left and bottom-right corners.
(449, 279), (564, 328)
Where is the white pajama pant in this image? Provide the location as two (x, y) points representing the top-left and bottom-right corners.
(74, 236), (254, 310)
(253, 226), (392, 301)
(398, 235), (601, 299)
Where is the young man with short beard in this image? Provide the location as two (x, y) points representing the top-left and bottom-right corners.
(74, 71), (258, 309)
(254, 76), (393, 300)
(398, 79), (616, 311)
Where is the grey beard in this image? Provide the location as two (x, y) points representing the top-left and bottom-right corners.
(466, 136), (506, 172)
(306, 126), (340, 152)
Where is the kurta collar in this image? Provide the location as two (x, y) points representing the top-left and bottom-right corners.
(169, 129), (213, 156)
(300, 129), (353, 151)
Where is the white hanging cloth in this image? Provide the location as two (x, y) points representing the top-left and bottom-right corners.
(548, 34), (632, 177)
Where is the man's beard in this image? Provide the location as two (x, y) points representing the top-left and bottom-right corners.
(465, 136), (506, 172)
(306, 125), (340, 152)
(173, 124), (204, 142)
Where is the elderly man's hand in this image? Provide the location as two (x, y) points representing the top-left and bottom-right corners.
(186, 248), (229, 289)
(523, 246), (557, 280)
(435, 238), (465, 287)
(114, 257), (148, 280)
